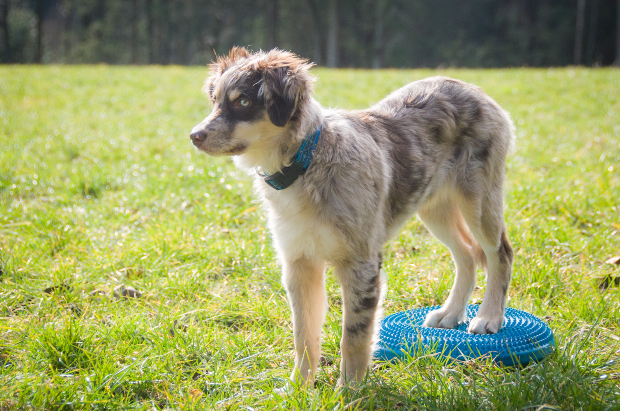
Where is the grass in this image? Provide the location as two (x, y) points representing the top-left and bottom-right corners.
(0, 65), (619, 410)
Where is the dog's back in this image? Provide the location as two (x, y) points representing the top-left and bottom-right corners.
(371, 75), (514, 158)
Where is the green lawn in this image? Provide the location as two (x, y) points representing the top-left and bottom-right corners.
(1, 65), (619, 410)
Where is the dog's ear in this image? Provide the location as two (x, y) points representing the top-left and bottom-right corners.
(259, 52), (315, 127)
(261, 67), (300, 127)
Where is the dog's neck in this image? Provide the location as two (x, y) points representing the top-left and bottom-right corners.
(234, 97), (324, 175)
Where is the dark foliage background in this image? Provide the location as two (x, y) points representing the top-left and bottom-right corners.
(1, 0), (619, 67)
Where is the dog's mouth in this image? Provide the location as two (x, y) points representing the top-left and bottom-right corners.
(224, 144), (248, 156)
(194, 141), (248, 157)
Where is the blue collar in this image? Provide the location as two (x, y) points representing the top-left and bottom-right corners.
(263, 125), (322, 190)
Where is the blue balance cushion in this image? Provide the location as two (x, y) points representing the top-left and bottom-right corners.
(374, 305), (554, 366)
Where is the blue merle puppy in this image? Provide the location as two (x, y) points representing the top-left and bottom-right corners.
(190, 47), (515, 386)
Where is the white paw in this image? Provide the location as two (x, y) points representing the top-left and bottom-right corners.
(423, 306), (466, 329)
(273, 385), (290, 396)
(337, 374), (364, 387)
(467, 314), (503, 334)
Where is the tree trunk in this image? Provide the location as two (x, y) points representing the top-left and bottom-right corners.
(305, 0), (322, 65)
(615, 0), (620, 65)
(372, 0), (388, 69)
(157, 1), (174, 66)
(518, 0), (532, 65)
(268, 0), (278, 49)
(131, 0), (139, 64)
(35, 0), (43, 63)
(326, 0), (337, 67)
(586, 0), (598, 65)
(146, 0), (154, 63)
(63, 4), (74, 63)
(161, 0), (171, 64)
(1, 0), (10, 63)
(574, 0), (586, 65)
(313, 33), (322, 65)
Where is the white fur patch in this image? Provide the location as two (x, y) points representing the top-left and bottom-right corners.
(228, 89), (242, 101)
(269, 203), (344, 264)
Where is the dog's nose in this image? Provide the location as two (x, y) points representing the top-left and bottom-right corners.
(190, 127), (207, 146)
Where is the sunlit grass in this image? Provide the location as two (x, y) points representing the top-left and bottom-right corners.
(1, 65), (619, 409)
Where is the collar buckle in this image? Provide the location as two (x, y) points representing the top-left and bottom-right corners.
(264, 161), (306, 190)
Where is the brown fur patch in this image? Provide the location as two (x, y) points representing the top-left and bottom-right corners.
(211, 46), (251, 75)
(203, 48), (316, 101)
(498, 229), (514, 265)
(249, 49), (315, 74)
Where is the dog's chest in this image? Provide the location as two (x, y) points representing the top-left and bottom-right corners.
(262, 185), (345, 261)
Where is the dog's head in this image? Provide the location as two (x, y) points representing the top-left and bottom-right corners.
(190, 47), (315, 156)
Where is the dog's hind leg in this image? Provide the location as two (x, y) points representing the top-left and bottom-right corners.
(457, 184), (513, 335)
(419, 198), (479, 329)
(282, 258), (327, 385)
(335, 255), (385, 385)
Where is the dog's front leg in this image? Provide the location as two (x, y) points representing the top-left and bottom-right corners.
(282, 258), (327, 386)
(335, 258), (384, 385)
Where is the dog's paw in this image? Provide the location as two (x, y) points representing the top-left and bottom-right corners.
(423, 306), (466, 329)
(467, 314), (503, 334)
(337, 375), (363, 388)
(274, 381), (296, 396)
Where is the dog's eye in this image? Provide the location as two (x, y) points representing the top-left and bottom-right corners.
(235, 98), (252, 108)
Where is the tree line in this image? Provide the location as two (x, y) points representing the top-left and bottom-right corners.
(1, 0), (619, 67)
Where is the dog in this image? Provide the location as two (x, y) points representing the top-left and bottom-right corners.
(190, 47), (515, 386)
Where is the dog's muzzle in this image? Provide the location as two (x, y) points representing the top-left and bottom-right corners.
(189, 126), (207, 147)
